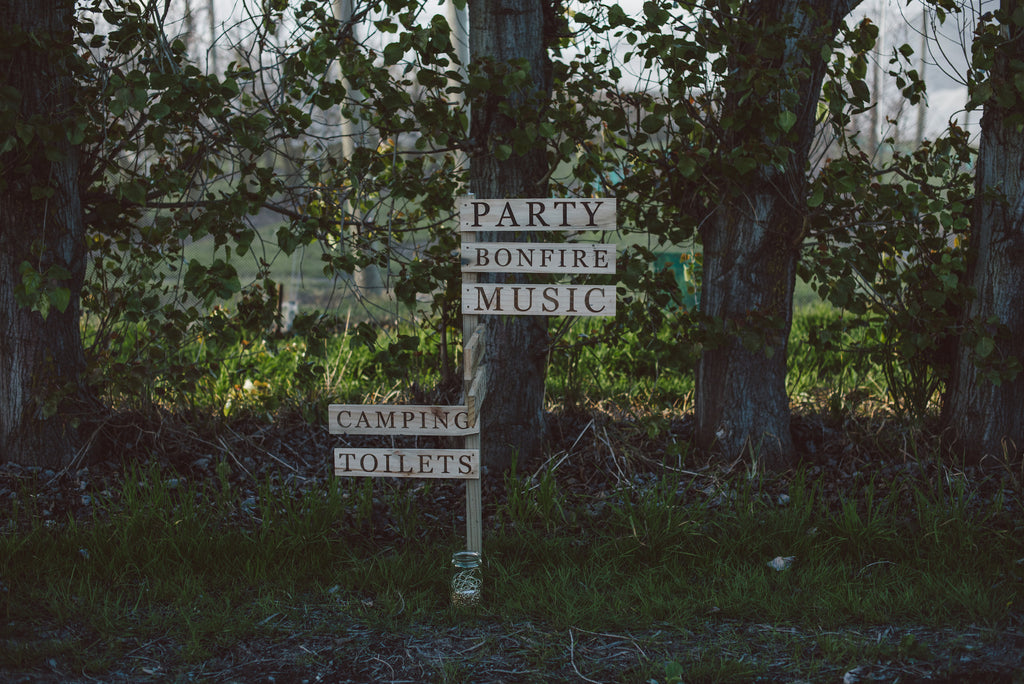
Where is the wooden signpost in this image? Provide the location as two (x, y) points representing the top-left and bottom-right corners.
(327, 196), (617, 562)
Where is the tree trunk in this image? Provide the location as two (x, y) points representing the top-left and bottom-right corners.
(942, 7), (1024, 462)
(695, 0), (858, 470)
(468, 0), (552, 473)
(697, 203), (800, 470)
(0, 0), (87, 466)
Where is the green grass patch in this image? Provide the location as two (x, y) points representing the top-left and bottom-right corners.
(3, 459), (1020, 679)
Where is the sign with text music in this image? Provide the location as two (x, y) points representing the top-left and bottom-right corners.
(462, 284), (615, 317)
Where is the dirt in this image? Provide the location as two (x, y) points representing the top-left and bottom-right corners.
(2, 407), (1023, 683)
(3, 615), (1023, 682)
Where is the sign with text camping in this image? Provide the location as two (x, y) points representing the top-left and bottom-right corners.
(329, 404), (476, 436)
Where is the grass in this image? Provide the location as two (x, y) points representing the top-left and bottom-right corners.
(544, 286), (884, 416)
(3, 305), (1023, 680)
(2, 455), (1021, 680)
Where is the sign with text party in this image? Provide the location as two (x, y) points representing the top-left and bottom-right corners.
(459, 198), (616, 232)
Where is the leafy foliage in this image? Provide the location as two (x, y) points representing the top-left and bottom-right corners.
(802, 126), (976, 416)
(5, 0), (1023, 454)
(67, 0), (472, 404)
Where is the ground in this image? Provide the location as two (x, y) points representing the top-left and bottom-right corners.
(2, 611), (1023, 682)
(1, 407), (1023, 682)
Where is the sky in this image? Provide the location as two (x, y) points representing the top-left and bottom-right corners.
(610, 0), (984, 141)
(199, 0), (985, 141)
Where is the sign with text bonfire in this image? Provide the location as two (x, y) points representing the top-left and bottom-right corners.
(460, 198), (617, 318)
(328, 404), (480, 479)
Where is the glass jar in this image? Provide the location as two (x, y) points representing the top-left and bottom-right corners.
(450, 551), (482, 606)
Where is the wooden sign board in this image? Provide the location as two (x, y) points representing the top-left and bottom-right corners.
(466, 364), (487, 428)
(460, 198), (616, 232)
(328, 404), (475, 436)
(461, 242), (616, 274)
(462, 284), (616, 317)
(334, 448), (480, 479)
(463, 323), (485, 380)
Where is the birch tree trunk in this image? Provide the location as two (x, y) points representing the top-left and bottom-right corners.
(695, 0), (859, 471)
(335, 0), (386, 295)
(207, 0), (221, 74)
(0, 0), (88, 466)
(468, 0), (552, 473)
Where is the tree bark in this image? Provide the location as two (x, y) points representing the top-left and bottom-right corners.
(695, 0), (859, 470)
(468, 0), (552, 473)
(0, 0), (87, 466)
(942, 7), (1024, 462)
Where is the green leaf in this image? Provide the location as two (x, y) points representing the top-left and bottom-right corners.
(30, 185), (55, 200)
(1014, 5), (1024, 27)
(150, 102), (171, 120)
(850, 77), (871, 104)
(119, 181), (147, 204)
(975, 336), (995, 359)
(495, 144), (512, 161)
(677, 155), (697, 178)
(808, 185), (824, 208)
(642, 1), (669, 25)
(15, 121), (33, 144)
(777, 110), (797, 133)
(67, 120), (87, 145)
(732, 156), (757, 175)
(640, 114), (663, 134)
(922, 290), (946, 308)
(969, 81), (993, 109)
(383, 42), (404, 66)
(18, 261), (41, 296)
(49, 287), (71, 314)
(607, 4), (630, 28)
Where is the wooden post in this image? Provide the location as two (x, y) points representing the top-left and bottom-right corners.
(462, 212), (484, 554)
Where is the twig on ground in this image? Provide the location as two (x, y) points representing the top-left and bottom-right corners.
(598, 427), (628, 485)
(225, 423), (299, 473)
(569, 628), (603, 684)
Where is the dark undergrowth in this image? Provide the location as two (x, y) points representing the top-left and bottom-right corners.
(1, 401), (1022, 683)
